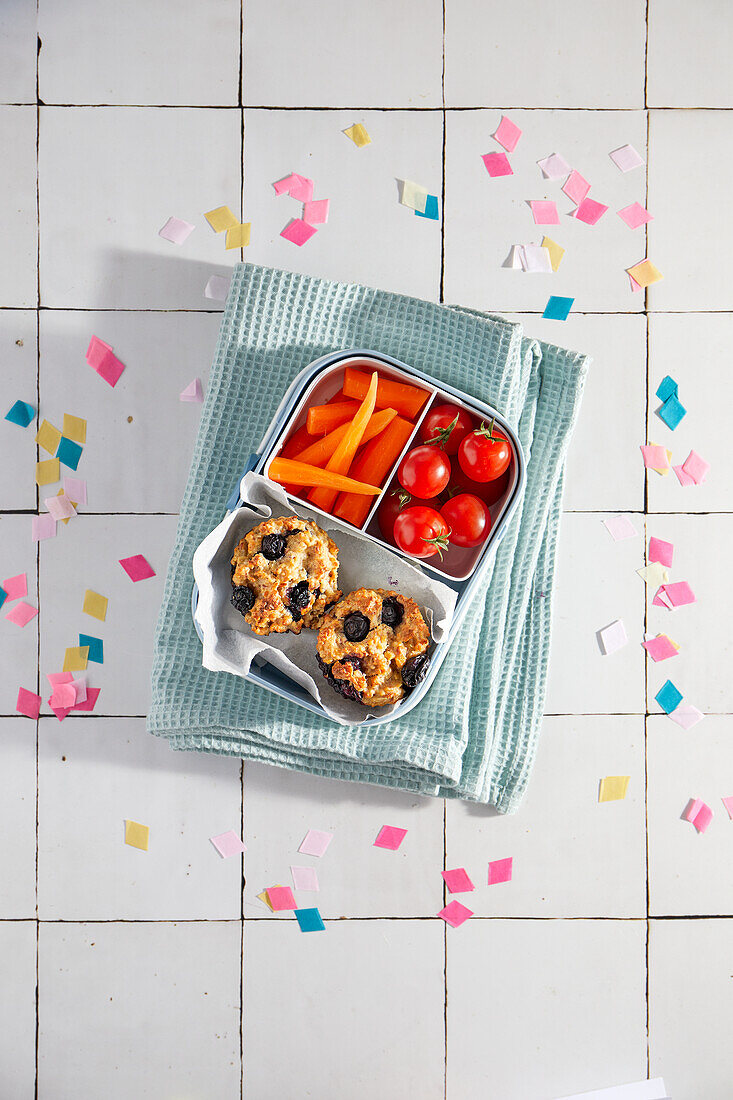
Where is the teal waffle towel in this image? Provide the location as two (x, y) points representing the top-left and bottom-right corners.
(147, 263), (589, 813)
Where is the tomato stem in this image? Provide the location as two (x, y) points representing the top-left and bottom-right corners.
(424, 413), (459, 448)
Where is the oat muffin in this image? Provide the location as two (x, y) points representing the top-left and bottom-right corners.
(316, 587), (430, 707)
(230, 515), (341, 635)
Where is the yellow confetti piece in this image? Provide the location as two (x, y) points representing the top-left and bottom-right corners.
(62, 413), (86, 444)
(56, 487), (78, 526)
(225, 222), (251, 249)
(344, 122), (371, 148)
(627, 259), (663, 288)
(667, 635), (681, 652)
(83, 589), (108, 621)
(636, 562), (669, 586)
(63, 645), (89, 672)
(647, 440), (672, 476)
(125, 820), (149, 851)
(36, 420), (62, 455)
(36, 458), (60, 485)
(541, 236), (565, 272)
(599, 775), (630, 802)
(204, 205), (239, 233)
(257, 883), (286, 911)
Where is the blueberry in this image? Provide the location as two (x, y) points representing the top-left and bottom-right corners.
(286, 579), (310, 620)
(380, 597), (404, 628)
(343, 612), (370, 643)
(401, 653), (430, 691)
(316, 653), (363, 703)
(231, 585), (256, 615)
(261, 533), (288, 560)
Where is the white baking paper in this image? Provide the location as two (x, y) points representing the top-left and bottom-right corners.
(192, 473), (457, 724)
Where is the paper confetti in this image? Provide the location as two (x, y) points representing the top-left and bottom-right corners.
(663, 581), (696, 607)
(72, 678), (87, 704)
(16, 687), (41, 719)
(672, 464), (695, 487)
(575, 197), (609, 225)
(617, 202), (652, 229)
(50, 682), (75, 709)
(291, 865), (319, 892)
(298, 829), (333, 857)
(519, 244), (552, 273)
(56, 436), (83, 471)
(83, 590), (108, 621)
(280, 219), (317, 246)
(32, 514), (56, 541)
(442, 868), (474, 893)
(204, 206), (238, 233)
(493, 115), (521, 152)
(488, 857), (513, 884)
(3, 573), (27, 601)
(599, 776), (630, 802)
(599, 619), (628, 655)
(562, 170), (590, 204)
(656, 376), (678, 403)
(722, 797), (733, 821)
(266, 886), (297, 911)
(294, 907), (325, 932)
(643, 635), (679, 662)
(438, 900), (473, 927)
(658, 393), (686, 430)
(609, 144), (645, 173)
(543, 296), (574, 321)
(655, 679), (683, 714)
(343, 123), (371, 148)
(86, 337), (126, 388)
(210, 831), (246, 858)
(374, 825), (407, 850)
(681, 450), (709, 484)
(204, 274), (231, 301)
(118, 554), (155, 582)
(683, 798), (712, 834)
(225, 222), (251, 249)
(0, 587), (6, 609)
(603, 515), (638, 541)
(669, 703), (704, 730)
(44, 493), (76, 521)
(72, 687), (100, 712)
(398, 180), (429, 213)
(648, 537), (674, 567)
(537, 152), (571, 180)
(273, 174), (296, 195)
(125, 820), (150, 851)
(640, 444), (669, 471)
(627, 259), (663, 288)
(36, 458), (60, 485)
(4, 400), (35, 427)
(288, 175), (314, 203)
(638, 562), (670, 587)
(78, 633), (103, 663)
(541, 236), (564, 271)
(529, 200), (560, 225)
(86, 335), (112, 369)
(415, 194), (439, 220)
(158, 216), (195, 245)
(63, 645), (89, 672)
(180, 378), (204, 403)
(256, 884), (284, 911)
(481, 151), (513, 178)
(63, 477), (87, 505)
(303, 199), (330, 226)
(5, 602), (37, 627)
(36, 420), (62, 454)
(62, 414), (87, 444)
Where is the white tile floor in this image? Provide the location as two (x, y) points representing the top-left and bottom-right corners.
(1, 1), (732, 1096)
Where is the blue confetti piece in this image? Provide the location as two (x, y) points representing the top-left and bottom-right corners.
(56, 436), (83, 470)
(658, 393), (686, 430)
(415, 194), (439, 220)
(542, 296), (574, 321)
(656, 375), (678, 403)
(0, 587), (6, 610)
(294, 907), (325, 932)
(4, 400), (36, 427)
(655, 679), (683, 714)
(78, 633), (103, 664)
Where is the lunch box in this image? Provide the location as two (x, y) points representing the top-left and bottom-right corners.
(192, 349), (526, 726)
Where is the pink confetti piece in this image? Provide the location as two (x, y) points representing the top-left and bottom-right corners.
(32, 513), (57, 542)
(63, 477), (87, 505)
(648, 537), (674, 567)
(179, 378), (204, 402)
(664, 581), (696, 607)
(273, 174), (296, 195)
(438, 900), (473, 928)
(48, 698), (73, 721)
(71, 686), (100, 712)
(672, 464), (695, 487)
(302, 199), (329, 225)
(574, 197), (609, 225)
(288, 174), (314, 202)
(684, 798), (712, 834)
(599, 619), (628, 655)
(488, 857), (513, 885)
(562, 170), (590, 204)
(481, 151), (513, 177)
(72, 678), (87, 704)
(16, 687), (41, 719)
(652, 586), (674, 609)
(493, 115), (521, 152)
(158, 216), (195, 245)
(641, 444), (669, 470)
(643, 635), (679, 662)
(529, 200), (560, 225)
(629, 273), (643, 294)
(204, 274), (230, 301)
(374, 825), (407, 851)
(118, 554), (155, 582)
(681, 450), (709, 485)
(2, 573), (27, 601)
(602, 515), (638, 541)
(609, 144), (645, 173)
(537, 152), (571, 180)
(46, 671), (73, 689)
(5, 601), (37, 627)
(280, 219), (317, 246)
(442, 867), (474, 893)
(669, 703), (704, 730)
(85, 335), (113, 370)
(618, 201), (653, 229)
(298, 829), (333, 857)
(722, 796), (733, 820)
(266, 885), (297, 911)
(291, 865), (319, 891)
(210, 831), (246, 858)
(94, 348), (126, 388)
(44, 493), (76, 521)
(50, 682), (76, 708)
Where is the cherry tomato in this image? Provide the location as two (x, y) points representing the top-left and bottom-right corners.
(440, 494), (492, 548)
(397, 445), (451, 498)
(393, 506), (450, 559)
(377, 488), (433, 545)
(446, 464), (511, 507)
(420, 404), (474, 455)
(458, 420), (511, 483)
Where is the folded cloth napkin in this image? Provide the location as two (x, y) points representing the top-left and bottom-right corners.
(147, 263), (589, 813)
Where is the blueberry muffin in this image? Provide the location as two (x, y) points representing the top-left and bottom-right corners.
(230, 515), (341, 636)
(316, 588), (430, 707)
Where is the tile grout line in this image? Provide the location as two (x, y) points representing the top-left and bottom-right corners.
(21, 102), (733, 112)
(34, 12), (41, 1097)
(643, 9), (652, 1072)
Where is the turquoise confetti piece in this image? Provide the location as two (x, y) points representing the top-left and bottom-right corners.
(4, 400), (36, 427)
(658, 393), (686, 430)
(56, 436), (83, 470)
(78, 633), (103, 664)
(0, 587), (7, 610)
(542, 296), (574, 321)
(655, 679), (683, 714)
(415, 194), (439, 220)
(294, 907), (325, 932)
(656, 375), (678, 402)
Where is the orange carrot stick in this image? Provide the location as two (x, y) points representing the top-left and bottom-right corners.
(293, 408), (396, 467)
(309, 372), (379, 512)
(268, 458), (381, 495)
(333, 415), (415, 526)
(342, 367), (430, 420)
(306, 401), (360, 435)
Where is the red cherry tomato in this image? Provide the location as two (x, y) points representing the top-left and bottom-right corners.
(447, 464), (511, 506)
(393, 506), (450, 559)
(440, 494), (492, 548)
(397, 445), (451, 498)
(420, 403), (474, 455)
(377, 488), (433, 545)
(458, 420), (511, 483)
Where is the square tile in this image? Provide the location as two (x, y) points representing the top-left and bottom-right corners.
(0, 1), (37, 102)
(647, 313), (733, 513)
(38, 0), (240, 106)
(0, 309), (39, 509)
(445, 0), (645, 108)
(39, 514), (178, 715)
(0, 721), (37, 918)
(38, 921), (241, 1098)
(39, 310), (218, 511)
(243, 920), (444, 1099)
(0, 921), (37, 1097)
(649, 919), (733, 1097)
(511, 313), (646, 511)
(648, 1), (733, 107)
(544, 513), (646, 714)
(443, 110), (648, 313)
(643, 515), (733, 713)
(39, 106), (242, 308)
(648, 716), (733, 916)
(447, 918), (647, 1099)
(242, 109), (442, 301)
(0, 515), (39, 715)
(38, 717), (241, 919)
(243, 762), (443, 918)
(242, 0), (442, 107)
(447, 717), (646, 918)
(0, 107), (38, 307)
(647, 111), (733, 311)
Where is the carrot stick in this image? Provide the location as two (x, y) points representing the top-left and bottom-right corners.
(342, 367), (430, 420)
(306, 401), (360, 435)
(294, 408), (397, 467)
(333, 415), (415, 526)
(277, 424), (314, 494)
(309, 372), (379, 512)
(268, 458), (381, 495)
